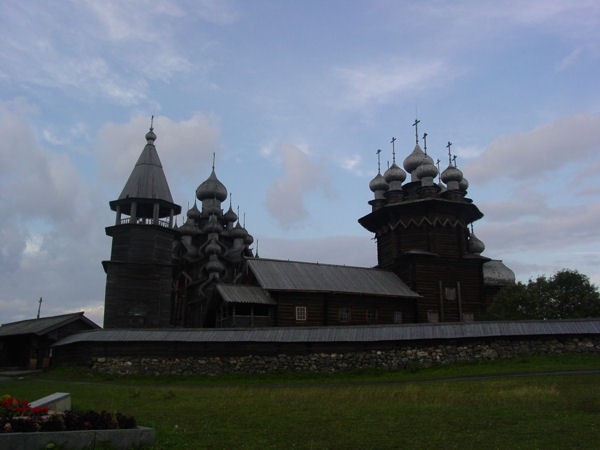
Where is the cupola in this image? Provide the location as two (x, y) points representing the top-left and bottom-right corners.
(468, 225), (485, 255)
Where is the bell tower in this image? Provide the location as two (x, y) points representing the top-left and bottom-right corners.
(103, 123), (181, 328)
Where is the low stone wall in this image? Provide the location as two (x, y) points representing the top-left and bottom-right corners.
(91, 336), (600, 376)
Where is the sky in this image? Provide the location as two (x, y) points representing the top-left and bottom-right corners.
(1, 0), (599, 326)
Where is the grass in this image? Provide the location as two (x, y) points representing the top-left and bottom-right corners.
(2, 354), (600, 449)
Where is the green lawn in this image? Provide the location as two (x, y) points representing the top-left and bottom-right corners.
(2, 354), (600, 449)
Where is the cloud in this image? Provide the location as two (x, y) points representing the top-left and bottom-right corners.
(265, 143), (332, 228)
(418, 1), (600, 44)
(465, 112), (600, 184)
(340, 154), (363, 175)
(0, 1), (237, 105)
(557, 47), (582, 71)
(96, 113), (221, 187)
(333, 59), (455, 107)
(0, 103), (106, 324)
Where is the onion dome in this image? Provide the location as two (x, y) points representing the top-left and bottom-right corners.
(483, 260), (516, 286)
(187, 202), (202, 220)
(223, 205), (238, 223)
(468, 231), (485, 255)
(441, 165), (463, 191)
(178, 217), (200, 236)
(202, 214), (222, 234)
(145, 128), (156, 143)
(205, 257), (225, 275)
(403, 144), (426, 174)
(384, 163), (406, 185)
(202, 198), (222, 216)
(230, 222), (248, 240)
(205, 238), (222, 256)
(458, 176), (469, 191)
(196, 169), (228, 202)
(245, 232), (254, 246)
(369, 173), (389, 193)
(414, 160), (438, 179)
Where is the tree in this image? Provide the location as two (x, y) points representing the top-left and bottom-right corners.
(486, 269), (600, 320)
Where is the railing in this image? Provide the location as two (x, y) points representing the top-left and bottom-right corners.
(117, 217), (171, 228)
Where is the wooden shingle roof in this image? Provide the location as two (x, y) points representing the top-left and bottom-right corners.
(0, 312), (99, 337)
(247, 258), (420, 298)
(216, 284), (277, 305)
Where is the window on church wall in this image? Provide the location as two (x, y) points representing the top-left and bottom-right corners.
(427, 310), (439, 323)
(393, 311), (403, 324)
(339, 307), (351, 322)
(462, 312), (474, 322)
(128, 314), (145, 327)
(444, 287), (457, 301)
(295, 306), (307, 321)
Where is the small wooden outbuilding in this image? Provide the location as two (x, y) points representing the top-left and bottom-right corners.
(0, 312), (100, 369)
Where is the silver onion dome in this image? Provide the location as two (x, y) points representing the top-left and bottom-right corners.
(441, 165), (463, 184)
(145, 129), (156, 143)
(187, 202), (202, 220)
(369, 173), (389, 193)
(384, 162), (407, 185)
(202, 214), (222, 234)
(468, 231), (485, 255)
(196, 169), (228, 202)
(414, 160), (438, 179)
(205, 238), (222, 256)
(403, 144), (426, 174)
(223, 205), (238, 223)
(230, 222), (248, 239)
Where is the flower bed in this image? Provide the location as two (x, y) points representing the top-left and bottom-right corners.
(1, 395), (155, 449)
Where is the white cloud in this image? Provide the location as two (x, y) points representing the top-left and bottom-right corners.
(340, 154), (363, 174)
(0, 103), (107, 324)
(557, 47), (582, 71)
(0, 1), (238, 106)
(265, 143), (332, 228)
(96, 113), (221, 186)
(466, 112), (600, 184)
(334, 59), (455, 107)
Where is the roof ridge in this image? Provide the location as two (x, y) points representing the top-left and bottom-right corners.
(248, 257), (381, 271)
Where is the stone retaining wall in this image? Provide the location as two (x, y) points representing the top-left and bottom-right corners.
(91, 336), (600, 376)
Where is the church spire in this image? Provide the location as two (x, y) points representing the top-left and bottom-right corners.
(117, 124), (175, 206)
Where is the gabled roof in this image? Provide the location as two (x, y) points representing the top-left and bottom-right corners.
(118, 141), (174, 204)
(0, 312), (100, 337)
(247, 258), (420, 298)
(216, 284), (277, 305)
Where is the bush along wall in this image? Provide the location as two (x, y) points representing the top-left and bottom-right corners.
(89, 336), (600, 376)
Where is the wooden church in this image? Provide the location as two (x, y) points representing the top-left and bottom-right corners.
(102, 122), (514, 329)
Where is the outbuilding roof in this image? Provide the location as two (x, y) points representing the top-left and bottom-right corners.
(247, 258), (420, 298)
(53, 319), (600, 346)
(0, 312), (100, 337)
(216, 284), (277, 305)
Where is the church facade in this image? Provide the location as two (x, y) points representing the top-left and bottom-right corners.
(102, 124), (514, 329)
